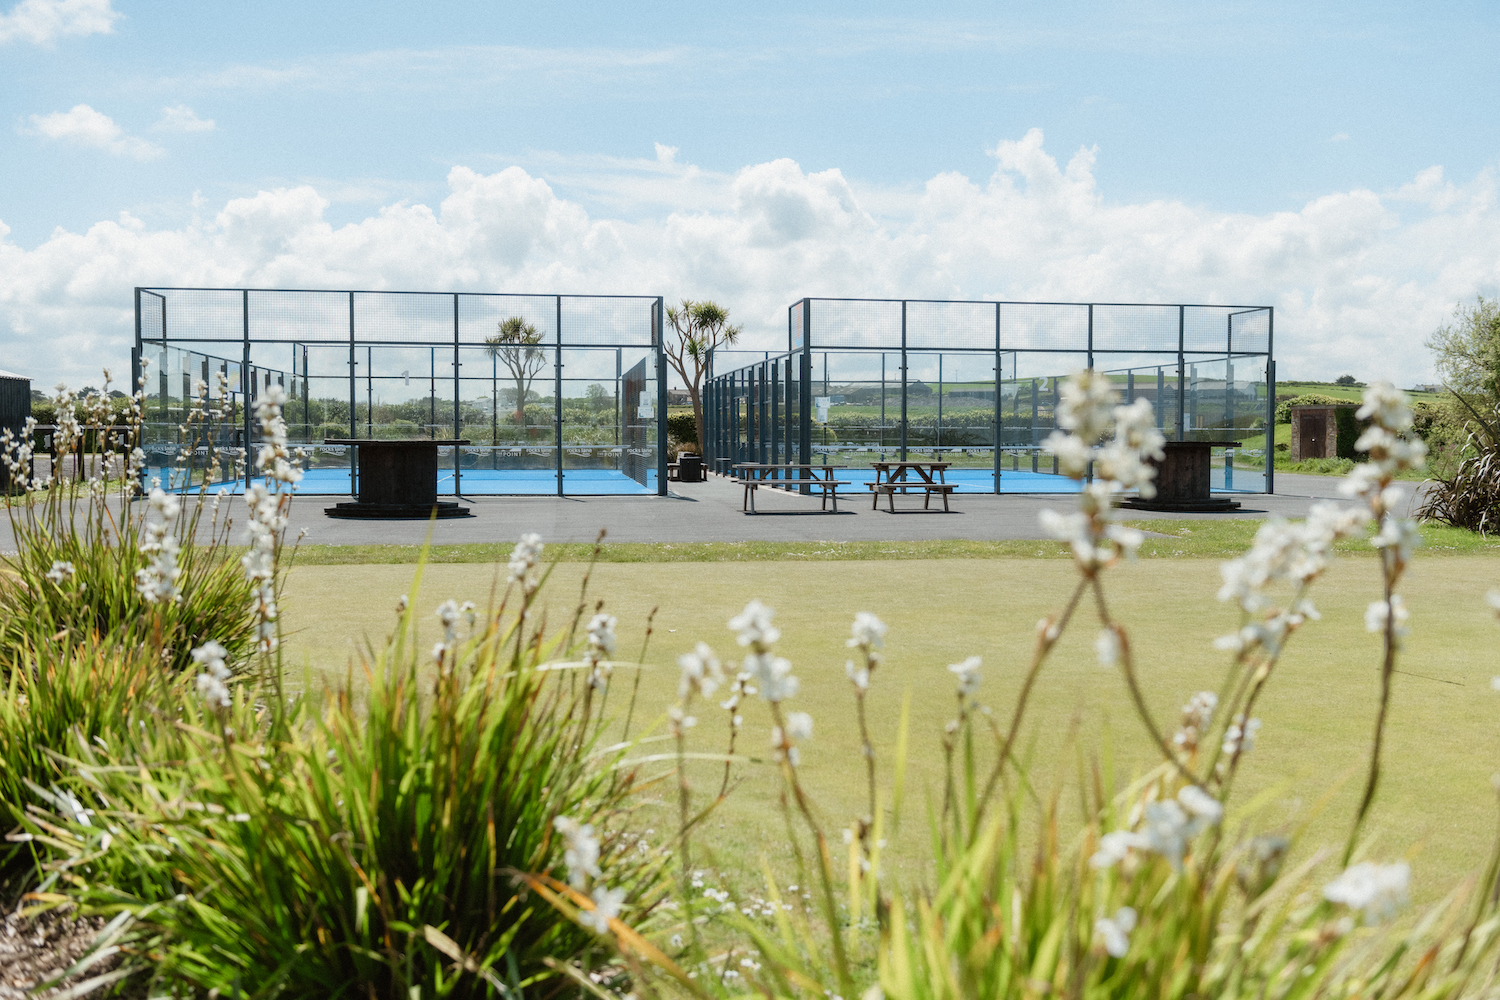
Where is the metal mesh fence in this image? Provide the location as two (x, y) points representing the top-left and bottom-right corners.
(707, 297), (1274, 494)
(135, 288), (665, 496)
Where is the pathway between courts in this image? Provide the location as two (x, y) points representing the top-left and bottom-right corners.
(0, 473), (1412, 552)
(271, 472), (1402, 547)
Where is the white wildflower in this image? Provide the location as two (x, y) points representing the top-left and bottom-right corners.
(730, 600), (780, 648)
(1134, 787), (1222, 872)
(1140, 800), (1191, 871)
(786, 711), (814, 742)
(845, 660), (870, 690)
(771, 711), (812, 767)
(1090, 829), (1146, 869)
(667, 705), (697, 738)
(1172, 692), (1217, 753)
(253, 385), (302, 485)
(1355, 382), (1413, 433)
(1222, 715), (1261, 757)
(948, 656), (982, 697)
(1372, 516), (1421, 564)
(136, 488), (183, 604)
(720, 670), (755, 711)
(578, 885), (625, 934)
(45, 560), (75, 584)
(745, 652), (798, 703)
(1095, 628), (1121, 666)
(1094, 906), (1137, 958)
(1104, 522), (1145, 556)
(1364, 595), (1409, 639)
(585, 613), (617, 688)
(1055, 368), (1119, 445)
(1177, 785), (1224, 828)
(507, 532), (544, 590)
(1324, 861), (1410, 924)
(192, 641), (232, 709)
(847, 611), (887, 652)
(553, 815), (602, 889)
(435, 599), (462, 643)
(1043, 430), (1094, 479)
(677, 642), (724, 699)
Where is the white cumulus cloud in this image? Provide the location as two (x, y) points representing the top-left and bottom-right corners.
(0, 0), (117, 45)
(1, 130), (1498, 390)
(153, 104), (215, 133)
(25, 104), (164, 160)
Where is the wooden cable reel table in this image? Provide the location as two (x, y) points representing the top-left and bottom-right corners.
(323, 439), (472, 519)
(1118, 441), (1241, 512)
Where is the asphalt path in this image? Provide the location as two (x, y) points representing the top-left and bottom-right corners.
(0, 472), (1428, 552)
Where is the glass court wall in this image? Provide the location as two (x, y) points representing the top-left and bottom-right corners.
(703, 298), (1275, 494)
(134, 288), (667, 496)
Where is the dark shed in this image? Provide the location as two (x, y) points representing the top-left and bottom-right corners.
(0, 369), (30, 490)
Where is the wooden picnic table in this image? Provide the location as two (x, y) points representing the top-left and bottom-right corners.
(869, 460), (956, 512)
(732, 463), (849, 513)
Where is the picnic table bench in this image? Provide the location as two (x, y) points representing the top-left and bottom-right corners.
(732, 464), (849, 513)
(869, 461), (956, 512)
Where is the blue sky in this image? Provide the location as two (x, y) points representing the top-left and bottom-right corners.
(3, 0), (1499, 386)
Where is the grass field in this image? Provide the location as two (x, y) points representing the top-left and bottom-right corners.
(280, 544), (1500, 905)
(288, 520), (1500, 567)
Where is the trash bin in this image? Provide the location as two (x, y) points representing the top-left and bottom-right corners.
(678, 453), (703, 482)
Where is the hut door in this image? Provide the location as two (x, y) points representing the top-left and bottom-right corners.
(1298, 412), (1326, 458)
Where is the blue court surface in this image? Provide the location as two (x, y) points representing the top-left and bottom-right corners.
(157, 466), (659, 496)
(156, 465), (1261, 497)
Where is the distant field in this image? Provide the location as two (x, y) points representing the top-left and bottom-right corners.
(1276, 380), (1451, 405)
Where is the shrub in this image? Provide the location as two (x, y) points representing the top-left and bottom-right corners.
(1416, 408), (1500, 532)
(667, 412), (698, 448)
(1411, 398), (1469, 475)
(1274, 393), (1348, 423)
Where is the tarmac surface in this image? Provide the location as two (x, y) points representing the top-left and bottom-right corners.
(268, 471), (1419, 548)
(0, 471), (1427, 553)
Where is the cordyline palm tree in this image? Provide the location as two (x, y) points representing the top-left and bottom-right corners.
(664, 299), (741, 455)
(484, 317), (547, 433)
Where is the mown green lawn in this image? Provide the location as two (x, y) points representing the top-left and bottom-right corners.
(281, 539), (1500, 904)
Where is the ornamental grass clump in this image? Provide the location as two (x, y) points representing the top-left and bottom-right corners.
(26, 569), (666, 997)
(0, 635), (175, 889)
(0, 369), (262, 674)
(19, 393), (671, 996)
(0, 371), (273, 888)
